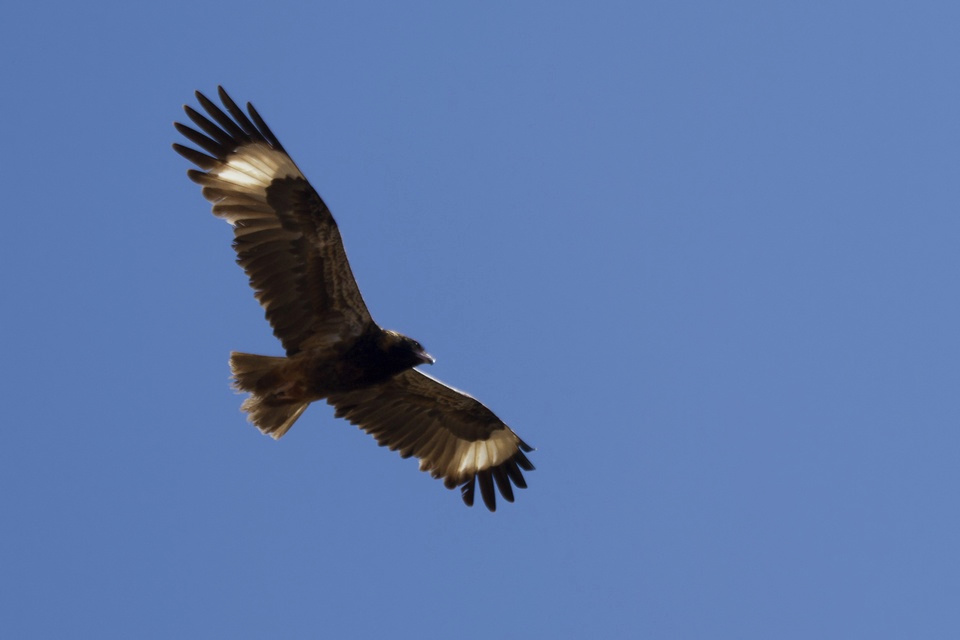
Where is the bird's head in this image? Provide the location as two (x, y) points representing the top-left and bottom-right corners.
(381, 330), (435, 367)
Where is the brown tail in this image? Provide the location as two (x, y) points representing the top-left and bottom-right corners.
(229, 352), (309, 439)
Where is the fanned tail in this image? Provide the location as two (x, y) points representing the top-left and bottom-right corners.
(229, 352), (309, 439)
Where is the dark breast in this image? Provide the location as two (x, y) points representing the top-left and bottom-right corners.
(302, 330), (413, 396)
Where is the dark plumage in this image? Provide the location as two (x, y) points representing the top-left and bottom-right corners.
(174, 87), (534, 511)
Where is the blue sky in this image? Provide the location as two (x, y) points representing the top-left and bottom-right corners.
(3, 1), (959, 637)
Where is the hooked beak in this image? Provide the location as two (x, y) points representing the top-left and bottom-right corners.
(418, 350), (436, 365)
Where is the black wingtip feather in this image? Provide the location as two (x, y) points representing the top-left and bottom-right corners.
(477, 470), (497, 512)
(492, 465), (515, 503)
(195, 90), (248, 142)
(174, 122), (229, 158)
(514, 449), (535, 471)
(217, 86), (261, 140)
(247, 101), (285, 151)
(183, 105), (237, 148)
(173, 143), (218, 170)
(503, 459), (528, 489)
(460, 476), (476, 507)
(186, 169), (209, 184)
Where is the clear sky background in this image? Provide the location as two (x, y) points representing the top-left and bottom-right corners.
(2, 1), (958, 638)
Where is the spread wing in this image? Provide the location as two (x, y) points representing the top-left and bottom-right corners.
(174, 87), (372, 355)
(326, 369), (535, 511)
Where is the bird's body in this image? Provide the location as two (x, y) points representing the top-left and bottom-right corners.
(230, 328), (433, 436)
(174, 87), (533, 510)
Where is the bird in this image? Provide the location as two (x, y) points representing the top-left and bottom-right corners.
(173, 87), (534, 511)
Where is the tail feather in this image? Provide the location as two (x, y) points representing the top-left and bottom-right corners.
(239, 395), (309, 439)
(229, 351), (309, 439)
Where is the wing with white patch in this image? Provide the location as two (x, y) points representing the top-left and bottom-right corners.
(326, 369), (535, 511)
(174, 87), (373, 355)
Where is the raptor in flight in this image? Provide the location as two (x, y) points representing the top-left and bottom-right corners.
(174, 87), (533, 511)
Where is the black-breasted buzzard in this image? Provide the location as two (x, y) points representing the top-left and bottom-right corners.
(174, 87), (533, 511)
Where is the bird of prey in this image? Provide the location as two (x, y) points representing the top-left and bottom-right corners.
(174, 87), (533, 511)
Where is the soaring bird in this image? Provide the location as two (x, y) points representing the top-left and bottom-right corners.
(174, 87), (533, 511)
